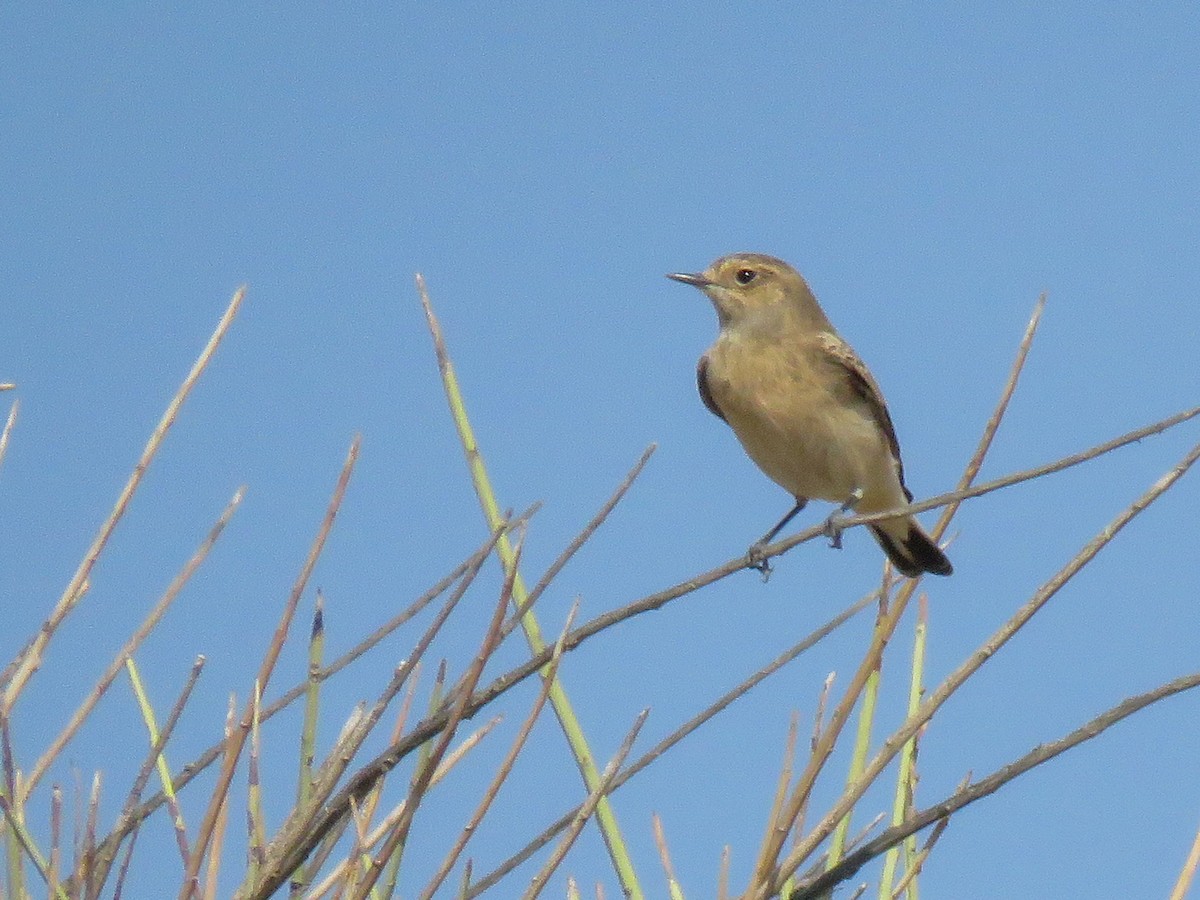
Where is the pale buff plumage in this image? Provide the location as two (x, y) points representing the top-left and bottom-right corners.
(668, 253), (952, 578)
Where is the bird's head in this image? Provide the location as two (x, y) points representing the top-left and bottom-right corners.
(667, 253), (825, 331)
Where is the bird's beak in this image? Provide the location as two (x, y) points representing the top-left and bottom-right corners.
(666, 272), (713, 288)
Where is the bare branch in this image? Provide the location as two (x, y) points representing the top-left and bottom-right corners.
(792, 665), (1200, 898)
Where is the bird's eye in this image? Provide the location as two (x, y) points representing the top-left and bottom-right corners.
(735, 268), (757, 285)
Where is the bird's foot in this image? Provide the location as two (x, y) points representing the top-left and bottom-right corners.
(746, 497), (808, 581)
(746, 541), (773, 582)
(823, 489), (863, 550)
(821, 514), (845, 550)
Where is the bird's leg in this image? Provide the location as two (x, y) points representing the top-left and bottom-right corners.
(747, 497), (808, 579)
(822, 488), (864, 550)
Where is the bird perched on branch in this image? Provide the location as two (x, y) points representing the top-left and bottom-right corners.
(668, 253), (952, 579)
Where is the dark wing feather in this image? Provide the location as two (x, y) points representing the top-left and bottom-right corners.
(696, 353), (726, 421)
(816, 333), (912, 500)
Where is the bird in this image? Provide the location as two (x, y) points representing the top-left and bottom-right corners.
(667, 253), (952, 578)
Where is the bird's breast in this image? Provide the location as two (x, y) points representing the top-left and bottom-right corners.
(705, 337), (893, 504)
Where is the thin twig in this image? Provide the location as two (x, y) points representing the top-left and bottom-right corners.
(91, 656), (206, 891)
(508, 445), (657, 637)
(49, 785), (63, 897)
(762, 713), (800, 876)
(3, 287), (245, 712)
(27, 489), (243, 798)
(202, 696), (237, 900)
(0, 787), (65, 898)
(1169, 817), (1200, 900)
(82, 772), (101, 900)
(937, 292), (1046, 535)
(879, 594), (930, 897)
(889, 814), (950, 899)
(652, 813), (684, 899)
(0, 397), (17, 474)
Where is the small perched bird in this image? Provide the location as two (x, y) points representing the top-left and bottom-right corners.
(667, 253), (952, 578)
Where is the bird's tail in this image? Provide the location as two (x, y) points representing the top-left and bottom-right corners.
(869, 516), (953, 577)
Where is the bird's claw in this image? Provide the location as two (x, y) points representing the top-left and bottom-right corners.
(822, 514), (845, 550)
(823, 489), (862, 550)
(746, 542), (773, 582)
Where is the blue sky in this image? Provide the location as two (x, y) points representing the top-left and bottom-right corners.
(3, 4), (1199, 898)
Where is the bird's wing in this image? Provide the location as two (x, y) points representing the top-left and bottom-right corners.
(815, 331), (912, 500)
(696, 352), (727, 421)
